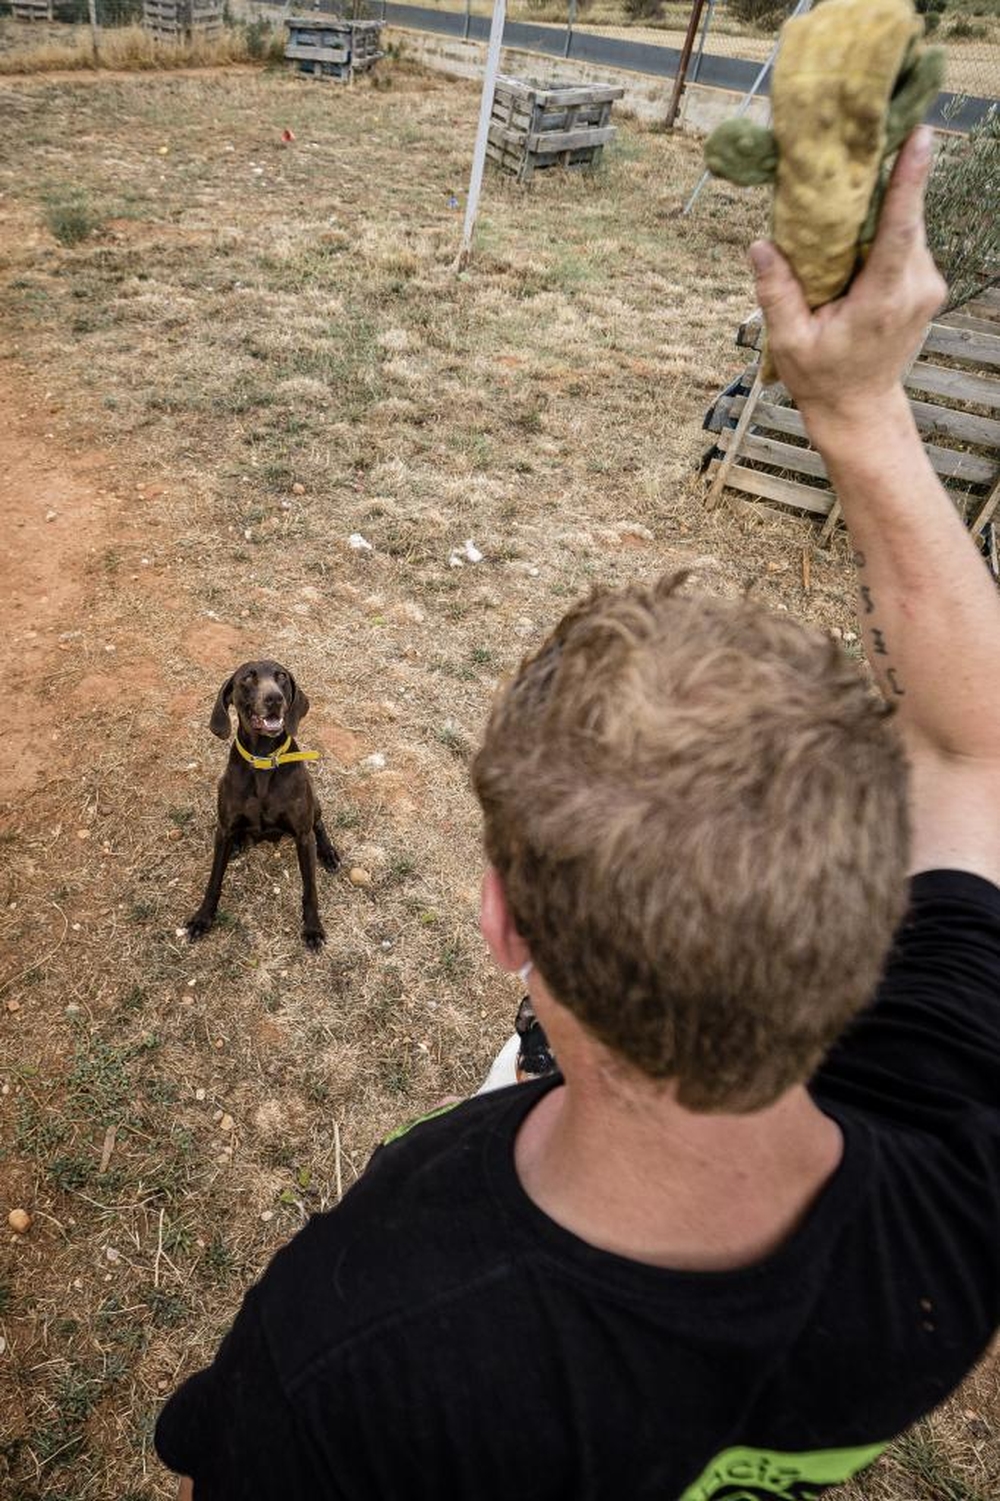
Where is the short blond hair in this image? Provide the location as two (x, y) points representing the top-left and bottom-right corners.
(472, 574), (910, 1112)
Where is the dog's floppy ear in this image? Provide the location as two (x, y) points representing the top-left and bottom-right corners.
(209, 673), (235, 739)
(284, 672), (310, 737)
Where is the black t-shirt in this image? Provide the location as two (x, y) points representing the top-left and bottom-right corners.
(156, 871), (1000, 1500)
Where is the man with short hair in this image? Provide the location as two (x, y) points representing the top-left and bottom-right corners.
(158, 128), (1000, 1500)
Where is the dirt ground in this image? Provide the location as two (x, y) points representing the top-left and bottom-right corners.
(0, 57), (996, 1501)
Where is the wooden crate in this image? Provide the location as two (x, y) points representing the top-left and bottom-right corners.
(11, 0), (55, 18)
(284, 17), (383, 82)
(143, 0), (223, 41)
(487, 77), (624, 184)
(703, 286), (1000, 562)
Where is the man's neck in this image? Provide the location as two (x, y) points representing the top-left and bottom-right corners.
(514, 1067), (843, 1273)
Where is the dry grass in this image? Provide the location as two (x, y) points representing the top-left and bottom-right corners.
(0, 19), (284, 75)
(0, 57), (995, 1501)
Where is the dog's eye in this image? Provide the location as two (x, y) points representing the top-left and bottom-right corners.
(276, 671), (288, 685)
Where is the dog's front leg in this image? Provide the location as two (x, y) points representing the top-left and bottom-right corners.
(314, 815), (340, 873)
(295, 832), (325, 950)
(186, 828), (235, 940)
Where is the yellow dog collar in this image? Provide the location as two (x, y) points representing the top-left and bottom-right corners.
(234, 733), (320, 772)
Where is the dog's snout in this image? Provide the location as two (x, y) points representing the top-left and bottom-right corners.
(263, 688), (285, 713)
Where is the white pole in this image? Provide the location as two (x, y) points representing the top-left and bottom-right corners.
(88, 0), (100, 63)
(453, 0), (507, 271)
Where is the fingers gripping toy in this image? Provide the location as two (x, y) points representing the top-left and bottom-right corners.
(704, 0), (944, 380)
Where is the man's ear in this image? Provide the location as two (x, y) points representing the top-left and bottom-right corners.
(209, 674), (235, 739)
(480, 866), (531, 974)
(285, 672), (310, 736)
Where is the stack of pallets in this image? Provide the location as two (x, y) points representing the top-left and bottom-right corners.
(142, 0), (223, 41)
(703, 286), (1000, 567)
(487, 77), (624, 184)
(284, 17), (384, 82)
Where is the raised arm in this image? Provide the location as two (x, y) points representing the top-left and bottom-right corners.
(751, 127), (1000, 885)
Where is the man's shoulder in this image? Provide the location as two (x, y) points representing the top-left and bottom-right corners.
(813, 867), (1000, 1128)
(250, 1082), (544, 1387)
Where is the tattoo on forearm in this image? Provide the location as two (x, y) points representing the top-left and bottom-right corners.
(853, 575), (906, 696)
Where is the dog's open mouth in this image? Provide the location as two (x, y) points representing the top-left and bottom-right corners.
(251, 714), (285, 736)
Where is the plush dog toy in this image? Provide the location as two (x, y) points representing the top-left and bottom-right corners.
(704, 0), (944, 379)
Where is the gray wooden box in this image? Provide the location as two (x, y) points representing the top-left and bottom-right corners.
(143, 0), (223, 42)
(285, 17), (383, 82)
(487, 76), (624, 183)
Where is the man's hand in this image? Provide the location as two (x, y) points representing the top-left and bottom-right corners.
(750, 127), (947, 442)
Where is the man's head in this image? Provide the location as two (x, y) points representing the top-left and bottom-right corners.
(473, 574), (910, 1113)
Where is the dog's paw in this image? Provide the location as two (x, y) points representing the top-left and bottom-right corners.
(319, 845), (341, 874)
(186, 914), (212, 941)
(303, 924), (326, 952)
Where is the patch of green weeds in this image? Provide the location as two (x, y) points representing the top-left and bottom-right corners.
(15, 1097), (69, 1156)
(436, 724), (470, 760)
(438, 940), (467, 978)
(68, 1040), (133, 1124)
(148, 1288), (188, 1327)
(893, 1425), (991, 1501)
(120, 983), (148, 1011)
(48, 1154), (96, 1193)
(144, 1075), (179, 1105)
(380, 1058), (412, 1096)
(386, 854), (416, 884)
(203, 1233), (235, 1278)
(44, 194), (104, 248)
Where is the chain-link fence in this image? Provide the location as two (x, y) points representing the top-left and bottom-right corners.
(1, 0), (996, 109)
(696, 1), (999, 105)
(357, 0), (998, 102)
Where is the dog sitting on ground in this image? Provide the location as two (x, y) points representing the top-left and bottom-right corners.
(186, 660), (340, 950)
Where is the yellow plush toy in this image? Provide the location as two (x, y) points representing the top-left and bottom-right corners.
(705, 0), (944, 379)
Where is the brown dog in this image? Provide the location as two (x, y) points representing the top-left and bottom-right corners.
(186, 660), (340, 949)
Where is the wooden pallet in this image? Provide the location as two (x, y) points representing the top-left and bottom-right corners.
(143, 0), (223, 40)
(284, 17), (383, 81)
(487, 77), (624, 184)
(11, 0), (55, 18)
(704, 286), (1000, 556)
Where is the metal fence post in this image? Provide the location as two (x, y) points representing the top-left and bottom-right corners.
(664, 0), (707, 130)
(683, 0), (814, 213)
(564, 0), (575, 60)
(689, 0), (716, 85)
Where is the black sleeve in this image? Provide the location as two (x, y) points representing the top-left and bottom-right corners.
(812, 870), (1000, 1124)
(155, 1285), (329, 1499)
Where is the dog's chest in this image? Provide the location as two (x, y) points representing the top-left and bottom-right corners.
(236, 772), (297, 835)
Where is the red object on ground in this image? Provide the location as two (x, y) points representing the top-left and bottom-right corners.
(282, 128), (296, 143)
